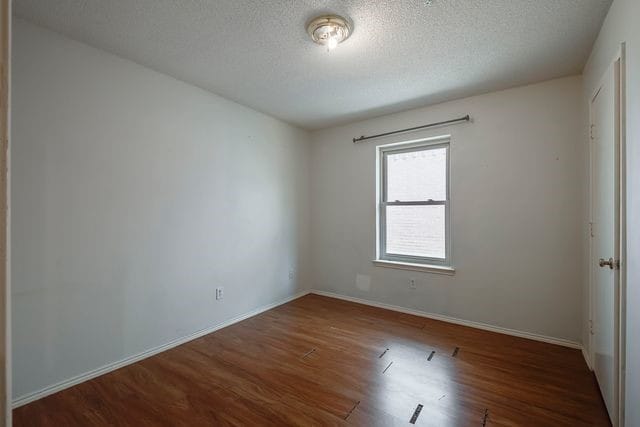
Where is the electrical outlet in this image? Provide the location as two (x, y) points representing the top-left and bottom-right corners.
(409, 278), (417, 289)
(215, 287), (224, 300)
(288, 270), (295, 280)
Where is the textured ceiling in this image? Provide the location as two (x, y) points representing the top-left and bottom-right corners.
(15, 0), (611, 129)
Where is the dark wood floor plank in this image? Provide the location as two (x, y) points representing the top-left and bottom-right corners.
(13, 294), (610, 426)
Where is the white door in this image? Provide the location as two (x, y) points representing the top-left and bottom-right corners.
(590, 59), (620, 426)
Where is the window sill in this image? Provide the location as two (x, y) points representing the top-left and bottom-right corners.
(372, 259), (456, 275)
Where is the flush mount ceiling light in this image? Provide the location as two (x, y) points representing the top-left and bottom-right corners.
(306, 15), (352, 51)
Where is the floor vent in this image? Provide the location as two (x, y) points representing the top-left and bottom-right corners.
(301, 348), (316, 359)
(344, 401), (360, 420)
(409, 404), (424, 424)
(482, 409), (489, 426)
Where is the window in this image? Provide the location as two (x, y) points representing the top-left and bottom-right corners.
(377, 136), (451, 270)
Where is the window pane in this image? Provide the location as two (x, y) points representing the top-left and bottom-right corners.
(386, 147), (446, 201)
(386, 205), (445, 259)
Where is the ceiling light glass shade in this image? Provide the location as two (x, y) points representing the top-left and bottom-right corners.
(306, 15), (352, 50)
(327, 36), (338, 50)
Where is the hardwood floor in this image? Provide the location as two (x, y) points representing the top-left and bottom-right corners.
(14, 294), (610, 426)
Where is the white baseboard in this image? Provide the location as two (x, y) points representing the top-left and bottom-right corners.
(15, 288), (587, 408)
(12, 289), (311, 408)
(311, 290), (583, 350)
(582, 346), (593, 370)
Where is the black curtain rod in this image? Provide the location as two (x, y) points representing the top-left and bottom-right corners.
(352, 114), (471, 143)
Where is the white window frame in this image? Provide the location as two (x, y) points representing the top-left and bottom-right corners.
(376, 135), (452, 270)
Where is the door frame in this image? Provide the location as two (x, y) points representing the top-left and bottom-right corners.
(588, 43), (626, 427)
(0, 0), (9, 425)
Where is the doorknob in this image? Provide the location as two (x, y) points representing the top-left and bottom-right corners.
(599, 258), (615, 269)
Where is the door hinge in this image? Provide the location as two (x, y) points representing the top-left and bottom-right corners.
(589, 319), (594, 335)
(590, 124), (595, 140)
(589, 222), (594, 238)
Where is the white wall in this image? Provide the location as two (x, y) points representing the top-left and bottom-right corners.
(583, 0), (640, 425)
(11, 19), (311, 400)
(310, 76), (585, 343)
